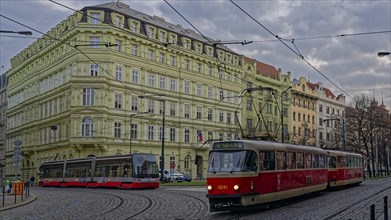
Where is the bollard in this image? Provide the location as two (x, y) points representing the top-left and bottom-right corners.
(2, 186), (4, 207)
(384, 196), (388, 220)
(370, 204), (375, 220)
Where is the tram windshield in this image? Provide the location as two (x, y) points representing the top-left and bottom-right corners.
(208, 150), (258, 173)
(133, 154), (159, 178)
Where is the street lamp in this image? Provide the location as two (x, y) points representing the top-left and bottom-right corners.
(0, 30), (32, 36)
(281, 86), (292, 143)
(377, 52), (390, 57)
(130, 112), (149, 154)
(138, 94), (166, 182)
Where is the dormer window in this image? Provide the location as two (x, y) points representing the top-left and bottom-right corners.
(146, 26), (155, 39)
(90, 12), (101, 25)
(182, 38), (191, 50)
(131, 21), (139, 33)
(195, 43), (202, 54)
(115, 16), (123, 28)
(168, 34), (177, 44)
(159, 31), (166, 43)
(207, 47), (213, 57)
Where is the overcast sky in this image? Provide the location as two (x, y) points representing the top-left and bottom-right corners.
(1, 0), (390, 109)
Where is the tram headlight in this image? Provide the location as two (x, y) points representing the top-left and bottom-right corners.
(207, 185), (213, 191)
(234, 185), (239, 191)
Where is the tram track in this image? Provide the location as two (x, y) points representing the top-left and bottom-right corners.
(166, 190), (210, 219)
(321, 186), (391, 220)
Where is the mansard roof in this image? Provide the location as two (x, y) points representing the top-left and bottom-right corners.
(82, 2), (236, 54)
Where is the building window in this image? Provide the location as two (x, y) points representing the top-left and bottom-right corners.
(130, 124), (138, 139)
(115, 16), (122, 28)
(170, 103), (176, 116)
(115, 65), (122, 80)
(90, 12), (101, 24)
(219, 90), (224, 101)
(131, 97), (138, 111)
(169, 55), (175, 66)
(208, 66), (213, 76)
(147, 49), (154, 60)
(131, 21), (138, 33)
(159, 76), (166, 89)
(170, 128), (176, 141)
(184, 59), (190, 70)
(227, 112), (232, 124)
(82, 88), (94, 106)
(159, 101), (165, 115)
(148, 73), (155, 87)
(115, 39), (121, 51)
(196, 84), (202, 96)
(81, 117), (93, 137)
(207, 86), (213, 99)
(131, 44), (138, 56)
(184, 81), (190, 94)
(184, 130), (190, 143)
(132, 70), (139, 84)
(196, 106), (202, 119)
(208, 108), (213, 121)
(114, 122), (121, 138)
(148, 125), (154, 140)
(196, 63), (202, 73)
(319, 104), (323, 112)
(148, 100), (155, 113)
(115, 94), (122, 109)
(159, 52), (165, 63)
(170, 79), (177, 91)
(90, 37), (100, 48)
(219, 112), (224, 123)
(90, 64), (99, 76)
(184, 104), (190, 118)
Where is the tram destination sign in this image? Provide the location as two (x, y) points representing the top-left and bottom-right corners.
(213, 142), (244, 150)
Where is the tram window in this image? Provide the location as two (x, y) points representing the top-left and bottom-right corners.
(337, 156), (345, 167)
(277, 151), (287, 170)
(305, 153), (312, 168)
(297, 153), (304, 169)
(123, 165), (130, 177)
(111, 166), (118, 177)
(259, 151), (275, 171)
(328, 156), (336, 168)
(319, 155), (326, 168)
(312, 154), (319, 168)
(287, 152), (296, 169)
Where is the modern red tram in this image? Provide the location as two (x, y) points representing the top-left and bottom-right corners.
(206, 140), (329, 212)
(38, 153), (160, 189)
(326, 150), (363, 188)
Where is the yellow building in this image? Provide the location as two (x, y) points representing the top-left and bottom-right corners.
(241, 57), (292, 142)
(291, 77), (317, 146)
(5, 2), (243, 180)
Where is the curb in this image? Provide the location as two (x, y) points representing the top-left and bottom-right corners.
(0, 194), (37, 212)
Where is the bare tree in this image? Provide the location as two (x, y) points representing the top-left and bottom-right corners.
(345, 95), (390, 178)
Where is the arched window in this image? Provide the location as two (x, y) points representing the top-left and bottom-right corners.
(81, 117), (94, 137)
(184, 155), (191, 170)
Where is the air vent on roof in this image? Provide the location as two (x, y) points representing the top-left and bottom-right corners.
(152, 15), (165, 22)
(169, 25), (175, 29)
(143, 16), (149, 20)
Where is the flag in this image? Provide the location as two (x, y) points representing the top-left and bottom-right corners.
(197, 130), (204, 142)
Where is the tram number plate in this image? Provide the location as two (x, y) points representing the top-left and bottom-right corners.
(218, 185), (228, 190)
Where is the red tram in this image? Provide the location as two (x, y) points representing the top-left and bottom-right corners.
(38, 153), (160, 189)
(206, 140), (363, 212)
(327, 150), (363, 188)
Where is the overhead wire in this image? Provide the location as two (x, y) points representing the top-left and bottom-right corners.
(229, 0), (356, 102)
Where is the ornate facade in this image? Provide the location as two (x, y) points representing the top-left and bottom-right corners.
(5, 2), (243, 180)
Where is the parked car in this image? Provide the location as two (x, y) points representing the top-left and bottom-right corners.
(164, 170), (183, 182)
(183, 174), (192, 182)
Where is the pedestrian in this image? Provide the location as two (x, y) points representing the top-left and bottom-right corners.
(30, 176), (35, 187)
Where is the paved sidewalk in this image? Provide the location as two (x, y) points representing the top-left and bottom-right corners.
(0, 191), (37, 211)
